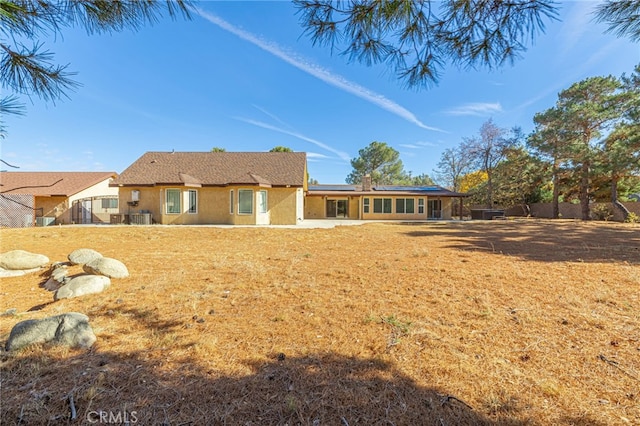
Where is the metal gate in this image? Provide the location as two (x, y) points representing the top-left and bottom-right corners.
(72, 196), (119, 224)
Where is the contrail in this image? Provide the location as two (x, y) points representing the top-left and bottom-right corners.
(197, 9), (443, 132)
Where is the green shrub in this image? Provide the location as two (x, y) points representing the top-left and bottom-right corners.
(625, 212), (639, 223)
(591, 204), (613, 221)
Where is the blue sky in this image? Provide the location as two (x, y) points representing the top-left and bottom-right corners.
(3, 1), (638, 184)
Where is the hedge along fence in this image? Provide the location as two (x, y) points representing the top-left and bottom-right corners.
(504, 202), (640, 222)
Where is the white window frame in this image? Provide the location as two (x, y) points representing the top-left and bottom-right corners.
(166, 189), (181, 214)
(238, 189), (253, 215)
(418, 198), (425, 214)
(187, 189), (198, 214)
(363, 197), (370, 213)
(229, 190), (234, 214)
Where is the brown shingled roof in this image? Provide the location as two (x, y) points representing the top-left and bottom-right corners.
(111, 152), (307, 187)
(0, 172), (117, 196)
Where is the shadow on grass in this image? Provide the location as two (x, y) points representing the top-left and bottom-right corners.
(402, 220), (640, 263)
(1, 348), (527, 425)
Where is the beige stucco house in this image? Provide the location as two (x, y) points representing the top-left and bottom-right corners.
(0, 171), (119, 226)
(304, 176), (466, 220)
(110, 151), (307, 225)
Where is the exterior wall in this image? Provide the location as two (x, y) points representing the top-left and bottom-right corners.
(118, 185), (301, 225)
(267, 187), (300, 225)
(34, 178), (118, 224)
(305, 194), (459, 220)
(360, 195), (428, 220)
(304, 196), (326, 219)
(440, 198), (454, 220)
(348, 197), (360, 219)
(156, 186), (232, 225)
(70, 178), (119, 224)
(35, 196), (67, 223)
(70, 178), (118, 202)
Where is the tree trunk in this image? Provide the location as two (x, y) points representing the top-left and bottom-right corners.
(580, 161), (590, 220)
(552, 168), (560, 219)
(611, 175), (630, 221)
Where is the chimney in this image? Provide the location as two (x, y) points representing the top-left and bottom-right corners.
(362, 174), (372, 191)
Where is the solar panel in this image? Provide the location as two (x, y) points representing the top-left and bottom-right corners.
(375, 186), (443, 191)
(309, 185), (358, 191)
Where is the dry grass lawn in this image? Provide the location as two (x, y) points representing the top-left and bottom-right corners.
(1, 220), (639, 425)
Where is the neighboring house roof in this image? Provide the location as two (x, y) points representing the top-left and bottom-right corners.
(111, 152), (307, 187)
(0, 172), (117, 197)
(308, 184), (467, 197)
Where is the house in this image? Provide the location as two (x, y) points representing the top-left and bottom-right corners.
(0, 171), (119, 227)
(304, 176), (466, 220)
(110, 151), (307, 225)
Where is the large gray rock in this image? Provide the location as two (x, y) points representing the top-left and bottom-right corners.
(0, 250), (49, 270)
(0, 266), (42, 278)
(83, 257), (129, 279)
(68, 248), (103, 265)
(5, 313), (96, 351)
(54, 275), (111, 300)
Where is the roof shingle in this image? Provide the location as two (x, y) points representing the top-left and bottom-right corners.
(0, 172), (117, 196)
(111, 152), (307, 187)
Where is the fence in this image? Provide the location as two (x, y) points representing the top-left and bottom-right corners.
(71, 196), (119, 224)
(0, 194), (38, 228)
(504, 202), (640, 222)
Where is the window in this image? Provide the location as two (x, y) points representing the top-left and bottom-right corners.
(188, 190), (197, 214)
(363, 198), (370, 213)
(238, 189), (253, 215)
(396, 198), (415, 214)
(418, 198), (425, 214)
(166, 189), (181, 214)
(258, 190), (268, 213)
(373, 198), (383, 213)
(101, 198), (118, 209)
(383, 198), (392, 213)
(229, 190), (234, 214)
(373, 198), (392, 214)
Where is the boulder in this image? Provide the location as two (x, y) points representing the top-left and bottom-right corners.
(42, 263), (70, 291)
(68, 248), (103, 265)
(0, 266), (42, 278)
(83, 257), (129, 279)
(54, 275), (111, 300)
(5, 313), (96, 351)
(0, 250), (49, 270)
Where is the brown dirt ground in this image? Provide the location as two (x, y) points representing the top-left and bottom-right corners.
(1, 219), (639, 425)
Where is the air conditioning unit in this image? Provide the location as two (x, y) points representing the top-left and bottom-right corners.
(36, 217), (55, 227)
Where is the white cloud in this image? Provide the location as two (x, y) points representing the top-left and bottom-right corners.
(234, 117), (351, 162)
(444, 102), (503, 117)
(559, 2), (595, 56)
(415, 141), (437, 147)
(400, 140), (438, 149)
(307, 152), (330, 159)
(197, 9), (443, 132)
(252, 105), (292, 130)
